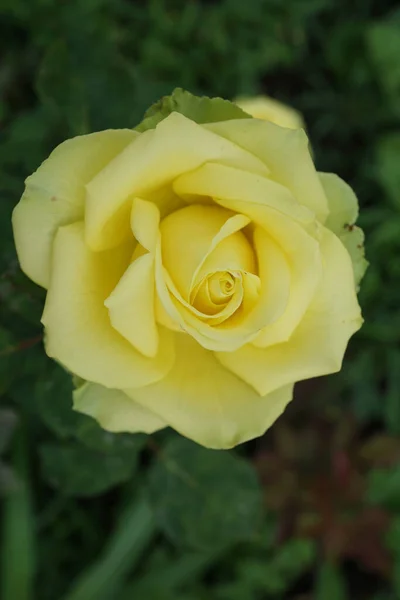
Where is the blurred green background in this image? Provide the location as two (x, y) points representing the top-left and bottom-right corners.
(1, 0), (400, 598)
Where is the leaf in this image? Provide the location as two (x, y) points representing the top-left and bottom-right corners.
(136, 88), (250, 132)
(147, 437), (262, 550)
(0, 327), (18, 396)
(315, 562), (349, 600)
(375, 133), (400, 209)
(0, 409), (17, 455)
(35, 365), (146, 455)
(62, 496), (155, 600)
(384, 350), (400, 436)
(216, 538), (316, 597)
(366, 466), (400, 511)
(73, 414), (146, 454)
(1, 426), (36, 600)
(39, 440), (141, 497)
(367, 22), (400, 116)
(34, 365), (81, 438)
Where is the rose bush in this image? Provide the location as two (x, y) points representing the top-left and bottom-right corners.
(235, 95), (304, 130)
(12, 90), (366, 448)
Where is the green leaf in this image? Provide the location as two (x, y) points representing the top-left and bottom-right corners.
(315, 562), (349, 600)
(367, 22), (400, 116)
(124, 549), (222, 598)
(0, 409), (17, 456)
(147, 437), (262, 550)
(385, 515), (400, 556)
(384, 350), (400, 436)
(34, 365), (81, 438)
(73, 414), (146, 454)
(136, 88), (250, 132)
(1, 425), (36, 600)
(35, 365), (146, 455)
(232, 538), (316, 595)
(39, 440), (141, 497)
(62, 496), (155, 600)
(376, 133), (400, 209)
(366, 465), (400, 510)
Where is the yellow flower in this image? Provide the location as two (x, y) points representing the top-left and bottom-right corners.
(12, 91), (366, 449)
(235, 95), (304, 130)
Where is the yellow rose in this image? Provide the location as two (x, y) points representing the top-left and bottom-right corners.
(235, 95), (304, 130)
(12, 90), (366, 449)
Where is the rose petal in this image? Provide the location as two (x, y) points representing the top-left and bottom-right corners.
(85, 113), (269, 251)
(12, 129), (137, 288)
(131, 197), (160, 252)
(216, 227), (362, 395)
(155, 227), (290, 351)
(42, 222), (175, 388)
(204, 119), (329, 221)
(174, 162), (313, 224)
(160, 205), (252, 299)
(73, 382), (165, 433)
(125, 332), (293, 449)
(105, 253), (159, 358)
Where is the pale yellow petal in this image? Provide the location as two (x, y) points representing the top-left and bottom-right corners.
(12, 129), (137, 288)
(125, 333), (294, 449)
(196, 197), (322, 347)
(85, 113), (269, 251)
(204, 119), (328, 221)
(104, 253), (159, 358)
(42, 223), (174, 388)
(155, 227), (290, 351)
(216, 227), (362, 395)
(131, 197), (160, 252)
(173, 163), (313, 225)
(73, 382), (165, 433)
(320, 172), (368, 288)
(320, 172), (359, 235)
(164, 267), (245, 326)
(235, 96), (304, 130)
(160, 204), (252, 299)
(252, 220), (322, 348)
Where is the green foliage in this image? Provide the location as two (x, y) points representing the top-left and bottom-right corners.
(315, 562), (349, 600)
(136, 87), (249, 132)
(1, 0), (400, 598)
(40, 438), (144, 497)
(147, 437), (262, 549)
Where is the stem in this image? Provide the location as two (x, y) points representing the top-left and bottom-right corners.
(62, 495), (156, 600)
(1, 424), (36, 600)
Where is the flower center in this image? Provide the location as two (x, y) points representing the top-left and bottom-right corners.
(159, 203), (260, 325)
(210, 272), (235, 302)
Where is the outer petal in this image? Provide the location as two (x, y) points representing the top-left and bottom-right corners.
(235, 95), (304, 130)
(204, 119), (329, 222)
(12, 130), (137, 288)
(320, 172), (359, 234)
(85, 112), (269, 251)
(125, 333), (294, 449)
(320, 172), (368, 288)
(73, 382), (165, 433)
(216, 227), (363, 395)
(42, 223), (174, 388)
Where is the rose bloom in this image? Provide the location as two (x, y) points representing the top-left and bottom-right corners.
(235, 95), (304, 130)
(12, 93), (366, 448)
